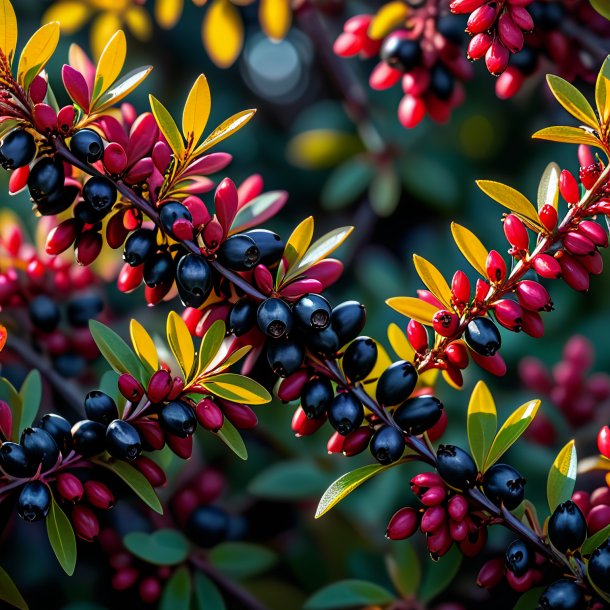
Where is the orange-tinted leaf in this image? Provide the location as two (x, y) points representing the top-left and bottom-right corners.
(386, 297), (438, 325)
(155, 0), (184, 28)
(17, 21), (60, 89)
(412, 255), (452, 309)
(387, 322), (414, 361)
(202, 0), (243, 68)
(450, 223), (488, 278)
(182, 74), (211, 148)
(130, 319), (159, 373)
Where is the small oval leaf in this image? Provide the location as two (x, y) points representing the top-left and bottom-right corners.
(476, 180), (540, 226)
(385, 296), (439, 325)
(305, 580), (394, 610)
(547, 440), (577, 513)
(546, 74), (599, 130)
(450, 223), (488, 278)
(130, 319), (159, 373)
(413, 254), (453, 309)
(467, 380), (497, 472)
(46, 495), (77, 576)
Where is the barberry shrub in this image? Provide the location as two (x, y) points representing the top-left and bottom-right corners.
(0, 1), (608, 609)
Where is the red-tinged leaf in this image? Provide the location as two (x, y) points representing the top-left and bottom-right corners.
(180, 176), (215, 195)
(183, 152), (233, 177)
(103, 142), (127, 174)
(305, 258), (344, 288)
(0, 400), (12, 439)
(254, 265), (274, 294)
(215, 177), (238, 233)
(62, 64), (90, 111)
(68, 43), (95, 90)
(230, 190), (288, 233)
(125, 157), (154, 183)
(98, 115), (128, 148)
(237, 174), (264, 207)
(470, 350), (507, 376)
(9, 166), (29, 194)
(126, 113), (158, 165)
(417, 289), (444, 309)
(280, 279), (323, 299)
(33, 103), (57, 132)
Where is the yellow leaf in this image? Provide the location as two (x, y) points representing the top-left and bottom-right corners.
(450, 223), (488, 278)
(276, 217), (314, 286)
(92, 30), (126, 102)
(93, 65), (153, 113)
(546, 74), (599, 130)
(155, 0), (184, 28)
(532, 126), (604, 149)
(130, 319), (159, 373)
(259, 0), (291, 40)
(476, 180), (540, 226)
(287, 129), (363, 170)
(167, 311), (195, 380)
(214, 345), (252, 373)
(90, 12), (121, 61)
(42, 1), (89, 35)
(201, 373), (271, 405)
(467, 380), (497, 471)
(194, 108), (256, 156)
(17, 21), (60, 90)
(418, 368), (438, 389)
(412, 254), (453, 310)
(196, 319), (226, 376)
(0, 0), (17, 64)
(537, 162), (560, 212)
(368, 1), (409, 40)
(362, 340), (391, 403)
(387, 322), (415, 361)
(124, 6), (153, 41)
(385, 297), (438, 326)
(202, 0), (243, 68)
(547, 440), (577, 513)
(182, 74), (211, 149)
(596, 55), (610, 126)
(149, 94), (185, 158)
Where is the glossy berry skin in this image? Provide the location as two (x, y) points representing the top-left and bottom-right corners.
(331, 301), (366, 346)
(393, 395), (443, 435)
(376, 360), (418, 406)
(36, 184), (78, 216)
(0, 129), (36, 169)
(380, 34), (421, 72)
(70, 129), (104, 163)
(71, 419), (107, 457)
(436, 444), (478, 491)
(176, 254), (212, 308)
(229, 298), (257, 336)
(39, 414), (72, 454)
(159, 401), (197, 438)
(342, 337), (377, 382)
(505, 540), (531, 576)
(293, 294), (332, 331)
(266, 339), (304, 377)
(123, 229), (157, 266)
(28, 157), (64, 201)
(84, 390), (119, 425)
(328, 393), (364, 435)
(482, 463), (526, 510)
(20, 427), (59, 472)
(74, 199), (107, 224)
(370, 425), (405, 465)
(588, 541), (610, 593)
(17, 481), (51, 522)
(306, 326), (340, 355)
(301, 378), (334, 419)
(82, 176), (116, 213)
(257, 298), (293, 338)
(0, 442), (36, 478)
(548, 500), (587, 554)
(243, 229), (284, 266)
(186, 506), (230, 548)
(106, 419), (141, 460)
(29, 295), (61, 333)
(538, 579), (584, 610)
(464, 316), (502, 357)
(67, 295), (103, 327)
(217, 234), (260, 271)
(143, 251), (174, 287)
(159, 201), (192, 235)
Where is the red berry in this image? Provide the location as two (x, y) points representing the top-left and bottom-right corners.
(503, 214), (528, 250)
(139, 577), (162, 604)
(147, 369), (173, 403)
(598, 426), (610, 459)
(538, 204), (558, 232)
(486, 250), (507, 283)
(195, 398), (224, 432)
(421, 506), (446, 533)
(84, 480), (115, 510)
(521, 309), (544, 338)
(532, 254), (561, 279)
(467, 3), (499, 34)
(277, 369), (310, 402)
(485, 39), (509, 75)
(563, 232), (596, 256)
(559, 169), (580, 203)
(588, 505), (610, 534)
(474, 279), (490, 303)
(118, 373), (145, 402)
(445, 341), (469, 369)
(559, 255), (590, 292)
(451, 270), (470, 306)
(56, 472), (84, 502)
(291, 406), (326, 436)
(497, 11), (523, 53)
(46, 219), (78, 255)
(72, 504), (99, 541)
(578, 221), (608, 248)
(432, 309), (460, 337)
(407, 319), (428, 353)
(386, 507), (419, 540)
(448, 495), (469, 521)
(580, 163), (601, 190)
(467, 32), (493, 60)
(477, 557), (505, 588)
(342, 426), (373, 457)
(398, 94), (426, 129)
(516, 280), (552, 312)
(132, 456), (166, 487)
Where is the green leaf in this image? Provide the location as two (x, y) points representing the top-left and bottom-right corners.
(230, 190), (288, 233)
(249, 460), (329, 500)
(386, 541), (421, 598)
(194, 109), (256, 156)
(316, 459), (407, 518)
(209, 542), (277, 579)
(89, 320), (147, 386)
(193, 573), (226, 610)
(46, 496), (77, 576)
(591, 0), (610, 19)
(581, 523), (610, 555)
(92, 457), (163, 514)
(467, 381), (497, 472)
(304, 580), (394, 610)
(0, 376), (21, 440)
(547, 440), (578, 513)
(532, 126), (603, 148)
(276, 217), (314, 285)
(202, 373), (271, 405)
(476, 180), (540, 227)
(197, 320), (225, 375)
(149, 95), (185, 158)
(419, 546), (462, 603)
(123, 529), (189, 566)
(513, 587), (546, 610)
(214, 418), (248, 460)
(93, 65), (153, 113)
(484, 400), (540, 471)
(537, 162), (560, 212)
(369, 167), (400, 217)
(159, 566), (191, 610)
(321, 157), (374, 211)
(18, 370), (42, 436)
(0, 565), (28, 610)
(546, 74), (599, 129)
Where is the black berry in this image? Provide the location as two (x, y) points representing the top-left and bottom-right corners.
(229, 298), (257, 336)
(376, 360), (418, 406)
(306, 325), (340, 355)
(430, 63), (454, 101)
(588, 541), (610, 594)
(380, 34), (422, 71)
(548, 500), (587, 554)
(217, 234), (260, 271)
(159, 201), (192, 236)
(342, 336), (378, 382)
(35, 184), (78, 216)
(159, 401), (197, 438)
(293, 294), (332, 331)
(257, 298), (293, 338)
(20, 427), (59, 472)
(82, 176), (116, 213)
(143, 250), (174, 288)
(17, 481), (51, 522)
(123, 228), (157, 267)
(67, 294), (103, 327)
(28, 157), (64, 202)
(436, 444), (477, 491)
(71, 419), (106, 457)
(28, 294), (61, 333)
(70, 129), (104, 163)
(393, 395), (443, 435)
(243, 229), (284, 267)
(505, 539), (531, 576)
(186, 506), (230, 548)
(266, 339), (304, 377)
(84, 390), (119, 425)
(39, 414), (72, 455)
(300, 378), (334, 419)
(482, 463), (526, 510)
(53, 352), (86, 378)
(176, 254), (213, 308)
(74, 198), (107, 224)
(328, 392), (364, 435)
(331, 301), (366, 346)
(464, 317), (502, 357)
(0, 442), (36, 478)
(0, 129), (36, 169)
(538, 579), (584, 610)
(106, 419), (141, 460)
(370, 425), (405, 465)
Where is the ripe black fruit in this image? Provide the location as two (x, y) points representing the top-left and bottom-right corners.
(143, 250), (174, 287)
(342, 337), (378, 382)
(106, 419), (141, 460)
(35, 184), (78, 216)
(436, 15), (464, 45)
(394, 395), (443, 435)
(293, 294), (332, 331)
(0, 129), (36, 169)
(159, 201), (192, 235)
(328, 393), (364, 435)
(124, 229), (157, 266)
(67, 294), (103, 327)
(70, 129), (104, 163)
(548, 500), (587, 554)
(28, 157), (64, 202)
(436, 444), (477, 491)
(376, 360), (418, 406)
(257, 298), (293, 338)
(18, 481), (51, 522)
(217, 234), (260, 271)
(39, 413), (72, 455)
(83, 176), (116, 213)
(53, 352), (85, 378)
(84, 390), (119, 425)
(588, 541), (610, 594)
(176, 254), (213, 308)
(243, 229), (284, 266)
(464, 317), (502, 357)
(331, 301), (366, 346)
(430, 63), (454, 100)
(306, 326), (340, 355)
(0, 442), (35, 478)
(482, 463), (526, 510)
(71, 419), (106, 457)
(74, 198), (107, 224)
(20, 427), (59, 472)
(538, 579), (584, 610)
(505, 540), (531, 576)
(370, 425), (405, 465)
(266, 339), (304, 377)
(186, 506), (230, 548)
(159, 401), (197, 438)
(229, 298), (257, 336)
(28, 294), (61, 332)
(301, 378), (334, 419)
(380, 34), (422, 72)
